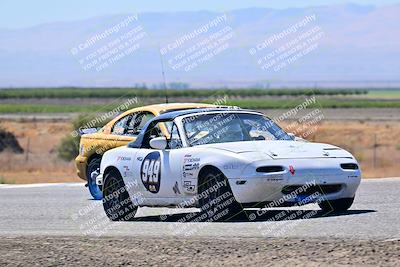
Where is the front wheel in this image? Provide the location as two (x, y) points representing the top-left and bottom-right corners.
(318, 197), (354, 212)
(87, 157), (103, 200)
(198, 168), (242, 222)
(102, 169), (137, 221)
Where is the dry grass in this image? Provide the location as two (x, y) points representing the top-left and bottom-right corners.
(0, 119), (399, 184)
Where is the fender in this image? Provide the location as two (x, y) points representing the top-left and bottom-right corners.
(179, 147), (251, 194)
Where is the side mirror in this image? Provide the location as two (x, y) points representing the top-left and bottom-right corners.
(149, 137), (167, 150)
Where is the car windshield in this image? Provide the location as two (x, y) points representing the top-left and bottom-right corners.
(183, 112), (293, 146)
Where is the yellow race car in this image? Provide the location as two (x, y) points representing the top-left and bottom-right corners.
(75, 103), (215, 199)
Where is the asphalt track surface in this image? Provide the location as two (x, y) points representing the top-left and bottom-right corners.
(0, 178), (399, 266)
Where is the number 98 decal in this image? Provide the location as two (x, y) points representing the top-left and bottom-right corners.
(140, 152), (161, 193)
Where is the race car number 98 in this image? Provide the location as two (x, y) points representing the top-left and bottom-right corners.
(140, 152), (161, 193)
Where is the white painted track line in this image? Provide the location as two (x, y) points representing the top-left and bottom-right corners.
(0, 182), (85, 189)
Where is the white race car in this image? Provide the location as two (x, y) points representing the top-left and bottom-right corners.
(97, 108), (361, 221)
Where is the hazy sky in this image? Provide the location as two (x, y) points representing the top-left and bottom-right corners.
(1, 0), (399, 28)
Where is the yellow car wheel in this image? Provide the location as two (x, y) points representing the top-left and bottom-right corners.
(86, 157), (103, 200)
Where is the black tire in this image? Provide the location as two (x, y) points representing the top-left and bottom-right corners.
(318, 197), (354, 212)
(197, 168), (242, 222)
(102, 169), (137, 221)
(86, 157), (103, 200)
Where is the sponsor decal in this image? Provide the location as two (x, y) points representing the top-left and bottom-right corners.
(173, 181), (181, 194)
(183, 180), (196, 193)
(348, 175), (359, 178)
(289, 165), (295, 175)
(123, 171), (134, 177)
(117, 156), (131, 161)
(140, 152), (161, 193)
(184, 157), (200, 163)
(183, 171), (194, 178)
(182, 156), (200, 180)
(183, 163), (200, 171)
(266, 176), (284, 181)
(122, 165), (132, 177)
(223, 162), (242, 170)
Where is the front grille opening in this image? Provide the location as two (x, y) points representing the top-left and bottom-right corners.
(281, 184), (342, 195)
(341, 163), (359, 170)
(256, 166), (284, 173)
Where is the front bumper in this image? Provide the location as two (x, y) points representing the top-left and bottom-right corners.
(75, 155), (88, 181)
(228, 158), (361, 205)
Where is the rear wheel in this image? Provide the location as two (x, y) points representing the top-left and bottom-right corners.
(102, 169), (137, 221)
(318, 197), (354, 212)
(86, 157), (103, 200)
(198, 168), (242, 222)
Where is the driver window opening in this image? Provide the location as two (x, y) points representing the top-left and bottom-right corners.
(143, 121), (183, 149)
(126, 112), (155, 136)
(168, 124), (183, 149)
(142, 121), (170, 149)
(111, 115), (131, 135)
(112, 112), (155, 136)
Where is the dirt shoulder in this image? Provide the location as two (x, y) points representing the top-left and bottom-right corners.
(0, 236), (398, 266)
(0, 120), (78, 184)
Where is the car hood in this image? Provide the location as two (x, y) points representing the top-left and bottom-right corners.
(202, 140), (353, 159)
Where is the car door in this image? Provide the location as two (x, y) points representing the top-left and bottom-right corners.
(132, 121), (185, 204)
